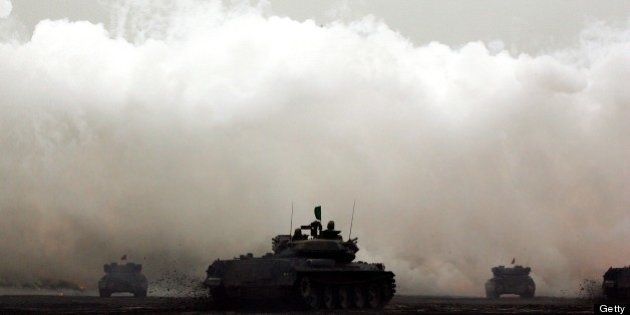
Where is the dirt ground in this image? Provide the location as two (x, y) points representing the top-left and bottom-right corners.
(0, 295), (595, 314)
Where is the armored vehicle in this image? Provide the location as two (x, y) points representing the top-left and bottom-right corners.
(204, 208), (395, 310)
(603, 266), (630, 299)
(98, 262), (148, 297)
(485, 265), (535, 299)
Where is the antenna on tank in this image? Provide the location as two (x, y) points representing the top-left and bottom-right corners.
(289, 201), (294, 238)
(348, 199), (356, 240)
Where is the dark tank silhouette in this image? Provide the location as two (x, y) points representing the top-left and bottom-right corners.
(485, 265), (535, 299)
(603, 266), (630, 299)
(204, 206), (395, 309)
(98, 262), (148, 297)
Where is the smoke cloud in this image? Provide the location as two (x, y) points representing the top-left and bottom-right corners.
(0, 0), (11, 19)
(0, 1), (628, 296)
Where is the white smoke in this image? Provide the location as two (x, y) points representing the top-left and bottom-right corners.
(0, 1), (628, 296)
(0, 0), (11, 19)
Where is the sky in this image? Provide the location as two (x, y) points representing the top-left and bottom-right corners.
(0, 0), (628, 297)
(4, 0), (630, 52)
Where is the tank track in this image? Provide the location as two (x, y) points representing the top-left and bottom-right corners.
(296, 274), (396, 310)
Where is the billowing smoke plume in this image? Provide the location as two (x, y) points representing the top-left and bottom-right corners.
(0, 0), (11, 19)
(0, 1), (628, 296)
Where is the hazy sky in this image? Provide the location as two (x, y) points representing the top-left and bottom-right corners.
(6, 0), (630, 53)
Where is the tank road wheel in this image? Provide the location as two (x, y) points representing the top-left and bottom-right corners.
(521, 282), (535, 298)
(485, 286), (499, 299)
(134, 290), (147, 297)
(485, 281), (499, 299)
(353, 285), (366, 309)
(209, 286), (229, 309)
(299, 277), (321, 309)
(338, 286), (352, 309)
(486, 289), (499, 299)
(99, 289), (111, 297)
(382, 280), (395, 302)
(323, 285), (337, 309)
(367, 283), (383, 309)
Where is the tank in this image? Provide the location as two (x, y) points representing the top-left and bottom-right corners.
(98, 262), (148, 297)
(485, 265), (535, 299)
(602, 266), (630, 299)
(203, 212), (396, 310)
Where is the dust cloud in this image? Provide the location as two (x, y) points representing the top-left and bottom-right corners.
(0, 1), (628, 296)
(0, 0), (11, 19)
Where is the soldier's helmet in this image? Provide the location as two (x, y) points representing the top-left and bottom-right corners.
(327, 220), (335, 230)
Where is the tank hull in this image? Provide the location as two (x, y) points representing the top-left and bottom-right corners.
(485, 275), (535, 298)
(603, 267), (630, 299)
(98, 273), (148, 297)
(205, 257), (395, 309)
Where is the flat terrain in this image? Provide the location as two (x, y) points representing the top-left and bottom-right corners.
(0, 295), (594, 314)
(389, 296), (593, 314)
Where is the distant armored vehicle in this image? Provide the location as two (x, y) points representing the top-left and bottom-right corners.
(485, 265), (535, 299)
(603, 266), (630, 299)
(98, 262), (148, 297)
(204, 207), (395, 309)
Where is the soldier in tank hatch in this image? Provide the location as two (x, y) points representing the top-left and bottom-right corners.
(301, 220), (322, 238)
(320, 221), (343, 240)
(292, 228), (307, 241)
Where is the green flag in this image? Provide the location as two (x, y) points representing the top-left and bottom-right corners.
(314, 206), (321, 221)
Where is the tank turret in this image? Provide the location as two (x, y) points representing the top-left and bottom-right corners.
(491, 265), (531, 276)
(269, 219), (358, 263)
(103, 262), (143, 274)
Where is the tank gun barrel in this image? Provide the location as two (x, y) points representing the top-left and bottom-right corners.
(348, 200), (356, 241)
